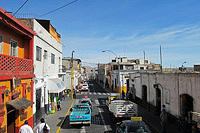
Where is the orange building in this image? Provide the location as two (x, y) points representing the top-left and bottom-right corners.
(0, 8), (36, 133)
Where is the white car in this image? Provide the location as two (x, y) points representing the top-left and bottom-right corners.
(81, 83), (89, 91)
(79, 98), (92, 109)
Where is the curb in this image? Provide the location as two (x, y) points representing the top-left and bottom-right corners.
(56, 100), (74, 133)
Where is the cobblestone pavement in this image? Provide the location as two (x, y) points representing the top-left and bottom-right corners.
(33, 96), (73, 133)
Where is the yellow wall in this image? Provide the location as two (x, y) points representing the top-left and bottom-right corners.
(114, 86), (127, 94)
(49, 24), (61, 44)
(0, 78), (33, 132)
(0, 26), (29, 58)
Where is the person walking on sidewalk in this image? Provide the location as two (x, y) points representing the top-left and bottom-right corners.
(122, 90), (125, 100)
(19, 120), (33, 133)
(57, 99), (61, 111)
(36, 118), (50, 133)
(73, 88), (76, 99)
(160, 108), (168, 133)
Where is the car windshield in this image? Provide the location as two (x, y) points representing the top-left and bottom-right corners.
(127, 125), (149, 133)
(81, 100), (91, 105)
(73, 105), (89, 110)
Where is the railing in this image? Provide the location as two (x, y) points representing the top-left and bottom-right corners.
(0, 54), (33, 75)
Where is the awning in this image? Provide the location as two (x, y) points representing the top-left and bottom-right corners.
(7, 97), (33, 110)
(46, 78), (65, 93)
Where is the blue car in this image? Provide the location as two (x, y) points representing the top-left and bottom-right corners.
(69, 103), (91, 126)
(116, 118), (151, 133)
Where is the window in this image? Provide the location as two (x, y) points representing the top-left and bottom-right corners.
(44, 50), (47, 59)
(51, 53), (55, 64)
(10, 40), (18, 57)
(0, 35), (3, 54)
(36, 46), (42, 61)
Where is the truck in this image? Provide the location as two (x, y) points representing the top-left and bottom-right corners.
(108, 100), (138, 122)
(106, 93), (120, 108)
(69, 103), (91, 126)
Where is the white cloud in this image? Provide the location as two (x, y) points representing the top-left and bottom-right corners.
(62, 24), (200, 67)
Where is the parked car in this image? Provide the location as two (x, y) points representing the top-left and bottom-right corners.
(116, 117), (151, 133)
(69, 104), (91, 126)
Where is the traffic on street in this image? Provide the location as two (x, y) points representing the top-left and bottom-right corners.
(59, 81), (151, 133)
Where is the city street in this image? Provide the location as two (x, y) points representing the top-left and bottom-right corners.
(59, 82), (114, 133)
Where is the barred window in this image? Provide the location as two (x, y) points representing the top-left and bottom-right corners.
(36, 46), (42, 61)
(51, 53), (55, 64)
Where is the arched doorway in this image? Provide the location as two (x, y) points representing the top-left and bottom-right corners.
(142, 85), (147, 102)
(156, 88), (161, 113)
(180, 94), (193, 118)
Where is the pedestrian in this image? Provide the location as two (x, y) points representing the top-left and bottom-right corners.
(126, 91), (129, 100)
(122, 90), (125, 100)
(19, 120), (33, 133)
(160, 108), (168, 133)
(161, 105), (166, 111)
(73, 88), (76, 99)
(57, 99), (61, 111)
(183, 116), (189, 133)
(36, 118), (50, 133)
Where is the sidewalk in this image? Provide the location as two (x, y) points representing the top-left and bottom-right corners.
(33, 97), (73, 133)
(137, 104), (180, 133)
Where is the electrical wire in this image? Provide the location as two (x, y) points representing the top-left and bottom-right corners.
(39, 0), (79, 17)
(13, 0), (29, 16)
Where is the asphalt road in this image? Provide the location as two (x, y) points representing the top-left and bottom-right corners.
(59, 82), (116, 133)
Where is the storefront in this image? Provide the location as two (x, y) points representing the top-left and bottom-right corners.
(45, 78), (65, 114)
(0, 79), (34, 133)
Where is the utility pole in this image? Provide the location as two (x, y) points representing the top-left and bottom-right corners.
(143, 51), (145, 64)
(71, 50), (75, 100)
(160, 45), (163, 72)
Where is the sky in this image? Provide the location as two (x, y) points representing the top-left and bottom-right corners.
(1, 0), (200, 67)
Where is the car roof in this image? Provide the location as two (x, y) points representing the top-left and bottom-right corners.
(74, 103), (90, 107)
(81, 98), (91, 101)
(123, 120), (146, 126)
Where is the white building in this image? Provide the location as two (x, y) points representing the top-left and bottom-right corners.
(129, 72), (200, 122)
(19, 19), (63, 126)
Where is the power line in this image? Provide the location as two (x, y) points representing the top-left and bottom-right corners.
(39, 0), (79, 17)
(13, 0), (29, 16)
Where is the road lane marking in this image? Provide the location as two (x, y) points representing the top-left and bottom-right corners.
(103, 93), (106, 95)
(98, 107), (108, 131)
(80, 126), (86, 133)
(56, 100), (74, 133)
(93, 92), (97, 95)
(98, 92), (101, 95)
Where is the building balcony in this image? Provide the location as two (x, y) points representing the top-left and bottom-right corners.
(0, 54), (33, 75)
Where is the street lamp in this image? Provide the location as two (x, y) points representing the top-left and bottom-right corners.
(102, 50), (121, 98)
(71, 50), (75, 100)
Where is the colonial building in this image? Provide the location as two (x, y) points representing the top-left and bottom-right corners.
(97, 57), (160, 94)
(0, 8), (36, 133)
(19, 18), (64, 126)
(62, 57), (82, 90)
(129, 72), (200, 122)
